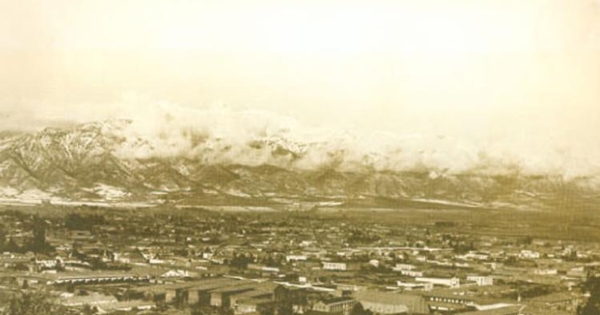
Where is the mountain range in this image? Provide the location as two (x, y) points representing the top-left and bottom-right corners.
(0, 120), (598, 212)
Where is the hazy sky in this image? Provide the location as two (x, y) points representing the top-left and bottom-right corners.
(1, 0), (599, 149)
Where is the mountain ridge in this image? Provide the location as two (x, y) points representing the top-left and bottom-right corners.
(0, 120), (598, 212)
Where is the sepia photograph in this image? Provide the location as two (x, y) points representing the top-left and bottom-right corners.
(1, 0), (600, 314)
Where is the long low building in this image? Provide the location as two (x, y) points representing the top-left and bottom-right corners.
(50, 273), (151, 285)
(130, 277), (244, 303)
(415, 277), (460, 289)
(353, 290), (429, 315)
(457, 305), (523, 315)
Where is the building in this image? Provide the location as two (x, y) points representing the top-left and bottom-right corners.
(312, 297), (357, 315)
(422, 291), (474, 306)
(210, 283), (262, 307)
(533, 269), (558, 276)
(353, 291), (429, 315)
(96, 301), (156, 313)
(60, 293), (118, 307)
(49, 272), (150, 285)
(323, 262), (347, 271)
(466, 275), (494, 287)
(519, 250), (540, 259)
(415, 277), (460, 289)
(457, 305), (523, 315)
(248, 263), (280, 273)
(400, 270), (424, 277)
(528, 292), (580, 313)
(286, 255), (308, 262)
(236, 297), (274, 314)
(161, 278), (244, 304)
(396, 281), (433, 291)
(393, 264), (416, 272)
(230, 288), (275, 314)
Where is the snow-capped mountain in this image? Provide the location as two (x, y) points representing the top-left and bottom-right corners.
(0, 119), (598, 212)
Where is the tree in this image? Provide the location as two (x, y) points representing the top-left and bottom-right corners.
(257, 303), (275, 315)
(5, 238), (22, 254)
(65, 213), (105, 231)
(82, 304), (97, 315)
(351, 303), (372, 315)
(31, 216), (47, 252)
(275, 304), (293, 315)
(580, 277), (600, 315)
(0, 223), (7, 250)
(304, 292), (320, 312)
(1, 289), (68, 315)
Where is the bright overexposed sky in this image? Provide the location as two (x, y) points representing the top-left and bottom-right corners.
(1, 0), (600, 173)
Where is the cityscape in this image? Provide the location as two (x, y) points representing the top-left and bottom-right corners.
(2, 0), (600, 314)
(0, 198), (599, 315)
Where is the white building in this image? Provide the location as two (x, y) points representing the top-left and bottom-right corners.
(401, 270), (424, 277)
(393, 263), (416, 272)
(534, 269), (558, 276)
(466, 275), (494, 286)
(396, 281), (434, 291)
(286, 255), (308, 262)
(323, 262), (347, 271)
(519, 250), (540, 259)
(416, 277), (460, 289)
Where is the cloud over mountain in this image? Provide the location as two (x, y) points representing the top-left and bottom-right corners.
(0, 106), (598, 212)
(74, 101), (598, 178)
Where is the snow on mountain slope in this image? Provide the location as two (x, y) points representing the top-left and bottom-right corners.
(0, 118), (597, 212)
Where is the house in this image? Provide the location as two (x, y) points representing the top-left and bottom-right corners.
(353, 291), (429, 315)
(519, 250), (540, 260)
(533, 269), (558, 276)
(323, 262), (348, 271)
(286, 255), (308, 262)
(466, 275), (494, 287)
(248, 263), (280, 273)
(161, 269), (192, 278)
(458, 251), (491, 261)
(396, 281), (433, 291)
(393, 264), (417, 272)
(312, 297), (357, 315)
(400, 270), (424, 277)
(415, 277), (460, 289)
(566, 266), (586, 278)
